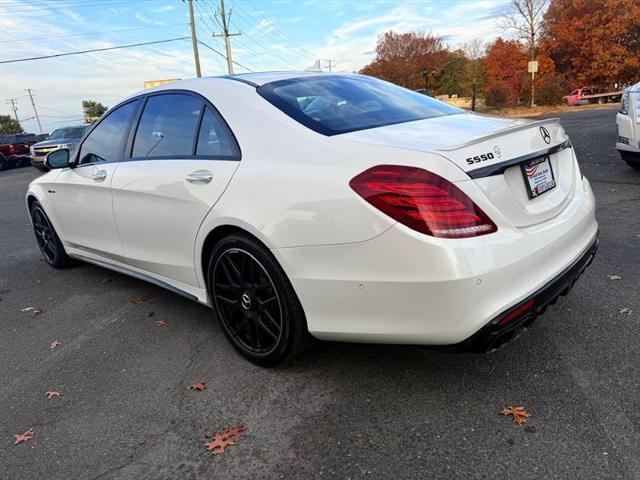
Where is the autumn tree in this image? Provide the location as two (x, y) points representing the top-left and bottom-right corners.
(360, 31), (448, 91)
(542, 0), (640, 88)
(0, 114), (24, 135)
(483, 38), (528, 106)
(82, 100), (108, 123)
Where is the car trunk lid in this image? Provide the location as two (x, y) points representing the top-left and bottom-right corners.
(339, 113), (576, 228)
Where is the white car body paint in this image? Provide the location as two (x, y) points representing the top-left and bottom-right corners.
(27, 72), (598, 347)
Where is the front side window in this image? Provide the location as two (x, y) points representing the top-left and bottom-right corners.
(257, 74), (463, 136)
(132, 94), (202, 158)
(78, 100), (139, 165)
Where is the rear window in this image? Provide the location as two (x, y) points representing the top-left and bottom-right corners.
(257, 75), (463, 136)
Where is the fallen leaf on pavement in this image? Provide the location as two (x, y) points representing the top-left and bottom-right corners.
(607, 275), (622, 281)
(618, 307), (633, 315)
(155, 320), (167, 327)
(50, 340), (61, 349)
(20, 306), (42, 317)
(203, 424), (245, 455)
(609, 188), (618, 193)
(44, 390), (62, 399)
(133, 295), (148, 304)
(501, 406), (531, 428)
(14, 427), (35, 445)
(188, 380), (207, 392)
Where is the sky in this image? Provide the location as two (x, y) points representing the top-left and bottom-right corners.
(0, 0), (514, 134)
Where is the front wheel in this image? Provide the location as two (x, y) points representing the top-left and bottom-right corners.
(30, 201), (72, 268)
(207, 234), (312, 366)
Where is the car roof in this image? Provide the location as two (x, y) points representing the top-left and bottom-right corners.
(221, 71), (343, 86)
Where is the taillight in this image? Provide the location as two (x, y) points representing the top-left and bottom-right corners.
(350, 165), (497, 239)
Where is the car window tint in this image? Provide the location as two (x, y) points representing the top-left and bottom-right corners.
(196, 107), (234, 157)
(258, 75), (463, 136)
(132, 94), (202, 158)
(78, 100), (138, 165)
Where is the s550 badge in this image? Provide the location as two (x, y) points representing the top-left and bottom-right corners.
(466, 152), (495, 165)
(466, 146), (502, 165)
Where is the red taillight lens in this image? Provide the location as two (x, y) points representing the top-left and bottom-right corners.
(349, 165), (497, 239)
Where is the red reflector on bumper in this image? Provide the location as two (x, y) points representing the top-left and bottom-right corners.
(498, 299), (536, 327)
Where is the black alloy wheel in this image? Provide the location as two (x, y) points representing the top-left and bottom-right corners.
(30, 201), (71, 268)
(213, 248), (283, 354)
(208, 234), (311, 366)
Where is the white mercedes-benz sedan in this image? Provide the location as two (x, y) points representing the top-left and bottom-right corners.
(27, 72), (598, 365)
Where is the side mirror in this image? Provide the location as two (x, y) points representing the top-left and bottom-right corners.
(45, 148), (70, 169)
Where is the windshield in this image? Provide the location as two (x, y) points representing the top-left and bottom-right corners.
(257, 75), (463, 136)
(48, 127), (86, 140)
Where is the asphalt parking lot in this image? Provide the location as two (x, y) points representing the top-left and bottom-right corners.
(1, 106), (639, 480)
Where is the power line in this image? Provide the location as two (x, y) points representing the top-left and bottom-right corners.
(234, 2), (317, 63)
(195, 39), (254, 72)
(1, 37), (191, 64)
(0, 0), (156, 13)
(1, 23), (188, 44)
(229, 22), (299, 70)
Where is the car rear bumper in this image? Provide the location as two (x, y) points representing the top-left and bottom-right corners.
(447, 232), (598, 352)
(273, 176), (598, 346)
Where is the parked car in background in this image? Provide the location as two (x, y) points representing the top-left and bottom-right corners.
(616, 81), (640, 169)
(30, 125), (88, 171)
(0, 133), (45, 170)
(563, 86), (623, 106)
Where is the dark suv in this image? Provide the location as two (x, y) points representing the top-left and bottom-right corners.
(31, 126), (88, 171)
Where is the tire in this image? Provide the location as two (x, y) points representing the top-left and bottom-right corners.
(0, 153), (7, 171)
(625, 161), (640, 170)
(30, 201), (72, 269)
(207, 233), (312, 366)
(620, 151), (640, 169)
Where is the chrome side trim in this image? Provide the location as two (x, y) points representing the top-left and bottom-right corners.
(72, 253), (199, 302)
(467, 139), (572, 179)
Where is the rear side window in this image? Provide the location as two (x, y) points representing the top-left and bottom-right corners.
(257, 75), (463, 136)
(196, 107), (237, 157)
(78, 100), (139, 165)
(132, 94), (202, 158)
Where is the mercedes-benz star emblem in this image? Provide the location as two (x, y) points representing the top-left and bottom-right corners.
(241, 292), (252, 310)
(540, 126), (551, 144)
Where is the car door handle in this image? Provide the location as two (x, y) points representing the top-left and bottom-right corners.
(91, 170), (107, 181)
(186, 172), (213, 184)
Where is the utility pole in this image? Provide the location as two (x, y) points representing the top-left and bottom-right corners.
(6, 99), (19, 122)
(25, 89), (43, 134)
(187, 0), (202, 77)
(213, 0), (240, 74)
(323, 59), (335, 72)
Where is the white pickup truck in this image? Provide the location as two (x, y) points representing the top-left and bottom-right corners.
(616, 81), (640, 169)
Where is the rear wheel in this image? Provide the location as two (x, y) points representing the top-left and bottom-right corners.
(208, 234), (311, 366)
(30, 201), (72, 268)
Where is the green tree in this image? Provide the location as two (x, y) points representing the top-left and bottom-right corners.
(433, 49), (473, 97)
(82, 100), (108, 124)
(0, 115), (24, 135)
